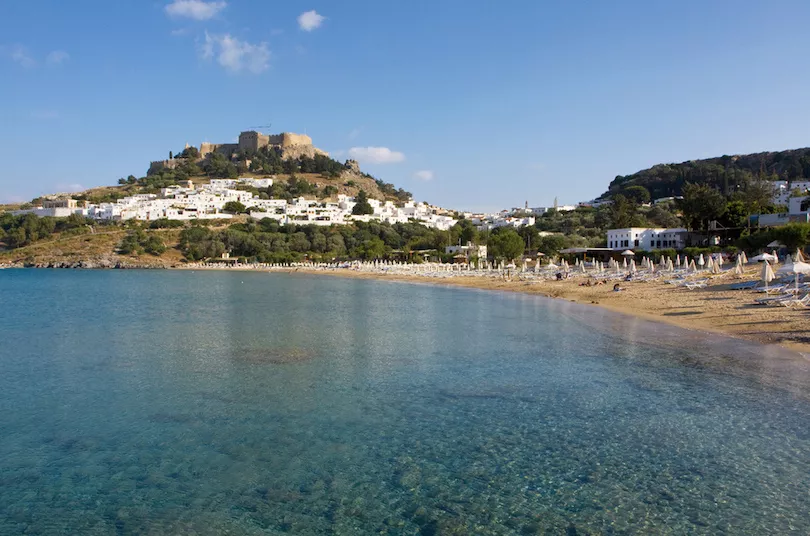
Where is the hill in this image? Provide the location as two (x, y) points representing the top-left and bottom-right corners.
(26, 143), (411, 208)
(604, 147), (810, 200)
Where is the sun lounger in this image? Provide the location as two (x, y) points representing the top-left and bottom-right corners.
(729, 281), (758, 290)
(778, 294), (810, 308)
(754, 294), (795, 306)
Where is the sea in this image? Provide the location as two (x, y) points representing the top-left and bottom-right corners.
(1, 269), (809, 535)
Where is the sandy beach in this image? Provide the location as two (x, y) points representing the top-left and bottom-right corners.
(174, 262), (810, 355)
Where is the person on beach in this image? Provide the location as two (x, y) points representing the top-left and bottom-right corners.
(613, 283), (625, 292)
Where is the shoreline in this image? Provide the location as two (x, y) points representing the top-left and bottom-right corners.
(174, 264), (810, 356)
(5, 263), (809, 355)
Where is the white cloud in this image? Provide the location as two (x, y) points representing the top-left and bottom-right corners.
(46, 50), (69, 65)
(170, 28), (190, 36)
(297, 10), (325, 31)
(165, 0), (226, 21)
(2, 44), (36, 68)
(200, 32), (270, 74)
(413, 170), (434, 181)
(348, 146), (405, 164)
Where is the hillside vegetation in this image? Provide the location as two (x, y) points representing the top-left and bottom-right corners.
(605, 148), (810, 200)
(33, 147), (411, 207)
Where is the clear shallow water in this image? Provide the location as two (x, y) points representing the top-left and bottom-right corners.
(1, 270), (809, 535)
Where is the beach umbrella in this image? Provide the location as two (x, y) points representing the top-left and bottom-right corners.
(621, 250), (635, 256)
(741, 251), (748, 264)
(547, 262), (558, 269)
(622, 257), (628, 269)
(630, 259), (637, 274)
(734, 255), (743, 276)
(711, 258), (720, 274)
(796, 249), (806, 263)
(777, 261), (810, 293)
(716, 255), (724, 267)
(650, 263), (656, 274)
(697, 254), (705, 269)
(772, 250), (779, 264)
(675, 255), (681, 268)
(614, 261), (621, 275)
(706, 256), (713, 271)
(688, 259), (697, 272)
(580, 261), (586, 274)
(761, 261), (775, 290)
(750, 253), (777, 263)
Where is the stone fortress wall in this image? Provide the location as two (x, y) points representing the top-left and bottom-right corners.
(150, 131), (327, 174)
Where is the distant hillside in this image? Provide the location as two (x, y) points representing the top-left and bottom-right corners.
(30, 151), (411, 208)
(604, 148), (810, 200)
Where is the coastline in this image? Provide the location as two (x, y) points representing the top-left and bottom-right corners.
(4, 261), (808, 355)
(170, 264), (810, 356)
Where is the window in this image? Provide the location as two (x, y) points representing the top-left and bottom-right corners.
(634, 239), (639, 247)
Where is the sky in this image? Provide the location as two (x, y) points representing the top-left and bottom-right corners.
(1, 1), (810, 211)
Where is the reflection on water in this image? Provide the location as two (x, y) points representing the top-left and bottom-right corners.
(1, 269), (809, 534)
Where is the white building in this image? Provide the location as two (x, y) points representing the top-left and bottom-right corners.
(607, 227), (688, 251)
(446, 243), (487, 260)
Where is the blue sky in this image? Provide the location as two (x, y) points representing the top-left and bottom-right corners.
(2, 1), (809, 211)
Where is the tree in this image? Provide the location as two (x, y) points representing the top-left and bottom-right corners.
(773, 223), (810, 251)
(536, 234), (566, 256)
(623, 185), (651, 205)
(355, 236), (386, 259)
(488, 228), (524, 261)
(352, 190), (374, 215)
(678, 183), (727, 231)
(222, 201), (247, 214)
(609, 194), (645, 229)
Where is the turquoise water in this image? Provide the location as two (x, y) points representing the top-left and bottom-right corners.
(1, 270), (809, 535)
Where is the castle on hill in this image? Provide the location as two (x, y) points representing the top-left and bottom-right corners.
(150, 130), (328, 174)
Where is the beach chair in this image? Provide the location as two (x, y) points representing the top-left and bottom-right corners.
(778, 293), (810, 308)
(683, 279), (709, 290)
(754, 293), (795, 306)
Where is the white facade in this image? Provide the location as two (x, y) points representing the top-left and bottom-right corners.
(446, 243), (487, 259)
(607, 227), (688, 251)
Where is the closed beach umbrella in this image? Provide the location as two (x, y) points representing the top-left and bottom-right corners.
(761, 261), (775, 290)
(741, 251), (748, 264)
(750, 252), (777, 263)
(734, 255), (743, 276)
(698, 253), (705, 268)
(622, 257), (628, 269)
(689, 259), (697, 272)
(706, 256), (714, 271)
(675, 255), (681, 268)
(711, 258), (720, 274)
(777, 260), (810, 292)
(772, 250), (779, 264)
(796, 249), (806, 263)
(666, 258), (674, 272)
